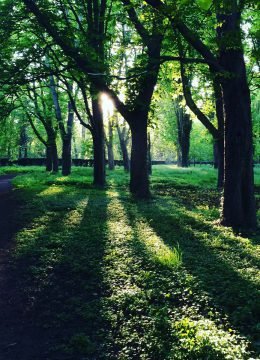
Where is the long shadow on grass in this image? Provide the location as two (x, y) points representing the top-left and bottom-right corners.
(104, 193), (248, 359)
(125, 196), (259, 351)
(0, 188), (110, 360)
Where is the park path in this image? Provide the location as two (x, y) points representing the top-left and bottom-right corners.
(0, 175), (52, 360)
(0, 175), (16, 246)
(0, 175), (19, 359)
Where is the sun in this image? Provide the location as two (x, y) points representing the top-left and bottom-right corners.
(101, 93), (114, 119)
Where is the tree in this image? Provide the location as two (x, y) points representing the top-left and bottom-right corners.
(49, 75), (75, 175)
(22, 0), (164, 198)
(21, 82), (59, 172)
(144, 0), (256, 230)
(174, 97), (192, 167)
(117, 120), (131, 172)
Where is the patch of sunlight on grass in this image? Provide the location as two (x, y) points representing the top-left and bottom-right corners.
(15, 213), (51, 255)
(62, 197), (89, 227)
(172, 317), (250, 360)
(135, 220), (182, 268)
(105, 193), (135, 284)
(38, 185), (66, 197)
(15, 197), (89, 258)
(160, 199), (259, 284)
(106, 192), (182, 269)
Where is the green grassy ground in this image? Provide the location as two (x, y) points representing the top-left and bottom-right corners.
(2, 165), (260, 359)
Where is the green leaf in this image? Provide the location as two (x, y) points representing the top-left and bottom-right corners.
(196, 0), (212, 10)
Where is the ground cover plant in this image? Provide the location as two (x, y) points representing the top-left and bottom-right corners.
(0, 165), (259, 360)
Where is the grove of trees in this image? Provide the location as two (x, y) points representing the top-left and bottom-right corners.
(0, 0), (259, 231)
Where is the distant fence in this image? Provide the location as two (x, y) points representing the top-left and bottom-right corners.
(0, 158), (259, 167)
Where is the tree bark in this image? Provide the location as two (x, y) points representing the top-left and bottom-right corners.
(51, 141), (59, 173)
(213, 79), (224, 188)
(46, 130), (58, 173)
(216, 137), (224, 189)
(46, 145), (52, 172)
(62, 136), (72, 176)
(107, 143), (115, 170)
(221, 77), (256, 229)
(178, 113), (192, 167)
(218, 10), (256, 229)
(106, 119), (115, 170)
(117, 124), (130, 172)
(92, 94), (106, 187)
(49, 75), (73, 176)
(130, 119), (150, 198)
(174, 99), (192, 168)
(147, 131), (152, 175)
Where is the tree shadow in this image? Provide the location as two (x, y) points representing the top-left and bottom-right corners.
(0, 187), (110, 360)
(118, 194), (260, 350)
(130, 197), (260, 342)
(95, 192), (251, 359)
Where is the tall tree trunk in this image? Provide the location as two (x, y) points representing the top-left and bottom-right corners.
(106, 119), (115, 170)
(19, 124), (28, 159)
(50, 75), (73, 176)
(175, 100), (192, 168)
(147, 131), (152, 175)
(46, 131), (58, 173)
(92, 94), (106, 187)
(179, 113), (192, 167)
(107, 143), (115, 170)
(177, 148), (182, 167)
(218, 10), (256, 229)
(117, 124), (130, 172)
(221, 76), (256, 229)
(46, 145), (52, 172)
(73, 136), (78, 159)
(216, 137), (224, 189)
(213, 79), (224, 188)
(51, 142), (59, 173)
(62, 136), (72, 176)
(130, 117), (150, 198)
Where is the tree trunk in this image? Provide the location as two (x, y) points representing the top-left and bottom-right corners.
(106, 119), (115, 170)
(46, 132), (58, 173)
(46, 145), (52, 171)
(218, 10), (256, 230)
(73, 136), (78, 159)
(92, 94), (106, 187)
(107, 143), (115, 170)
(180, 113), (192, 167)
(177, 147), (182, 167)
(51, 142), (59, 173)
(147, 132), (152, 175)
(62, 136), (72, 176)
(175, 101), (192, 168)
(213, 79), (224, 188)
(130, 119), (150, 198)
(117, 124), (130, 172)
(221, 77), (256, 229)
(19, 147), (22, 159)
(216, 137), (224, 189)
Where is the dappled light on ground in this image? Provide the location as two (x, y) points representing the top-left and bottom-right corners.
(0, 166), (259, 359)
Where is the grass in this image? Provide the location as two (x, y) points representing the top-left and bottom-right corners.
(1, 165), (260, 359)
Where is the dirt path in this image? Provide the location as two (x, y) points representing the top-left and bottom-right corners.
(0, 175), (16, 246)
(0, 175), (55, 360)
(0, 175), (31, 360)
(0, 175), (18, 359)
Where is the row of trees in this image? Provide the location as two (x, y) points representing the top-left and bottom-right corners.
(0, 0), (258, 230)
